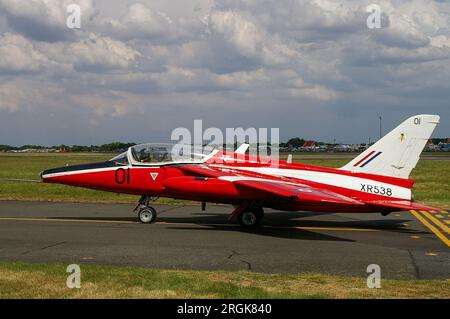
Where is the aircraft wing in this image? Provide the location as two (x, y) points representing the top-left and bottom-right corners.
(172, 165), (365, 206)
(220, 176), (365, 206)
(176, 165), (442, 212)
(365, 200), (441, 212)
(230, 180), (442, 211)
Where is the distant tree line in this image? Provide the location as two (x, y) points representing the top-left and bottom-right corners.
(0, 142), (136, 153)
(280, 138), (305, 148)
(1, 138), (447, 153)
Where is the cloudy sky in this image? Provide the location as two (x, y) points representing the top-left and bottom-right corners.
(0, 0), (449, 146)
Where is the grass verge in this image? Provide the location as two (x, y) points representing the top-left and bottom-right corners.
(0, 261), (448, 299)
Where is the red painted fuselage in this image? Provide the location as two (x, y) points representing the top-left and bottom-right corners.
(41, 148), (432, 214)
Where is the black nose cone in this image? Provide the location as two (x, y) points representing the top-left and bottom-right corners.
(40, 161), (117, 178)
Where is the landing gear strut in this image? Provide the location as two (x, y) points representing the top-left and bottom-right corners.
(135, 196), (157, 224)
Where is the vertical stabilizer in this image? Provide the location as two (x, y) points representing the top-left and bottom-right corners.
(341, 115), (440, 178)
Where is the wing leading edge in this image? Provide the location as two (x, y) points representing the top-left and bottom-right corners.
(218, 176), (365, 206)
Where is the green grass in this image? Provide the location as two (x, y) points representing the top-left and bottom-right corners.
(0, 153), (182, 204)
(0, 261), (448, 299)
(0, 153), (448, 208)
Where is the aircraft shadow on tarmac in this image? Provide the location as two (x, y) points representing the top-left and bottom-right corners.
(164, 224), (354, 242)
(52, 210), (425, 242)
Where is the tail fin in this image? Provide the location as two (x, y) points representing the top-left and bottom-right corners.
(341, 114), (440, 178)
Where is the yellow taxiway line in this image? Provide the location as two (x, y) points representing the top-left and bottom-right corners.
(420, 211), (450, 234)
(0, 217), (135, 224)
(410, 210), (450, 248)
(268, 225), (378, 232)
(0, 217), (379, 232)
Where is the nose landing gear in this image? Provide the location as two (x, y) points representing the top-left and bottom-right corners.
(135, 196), (158, 224)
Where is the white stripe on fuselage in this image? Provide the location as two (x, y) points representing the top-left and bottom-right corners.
(211, 165), (411, 200)
(41, 166), (124, 179)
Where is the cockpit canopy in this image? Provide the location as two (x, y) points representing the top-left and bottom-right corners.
(110, 151), (129, 164)
(110, 143), (215, 166)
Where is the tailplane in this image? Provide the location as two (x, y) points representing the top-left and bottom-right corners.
(341, 114), (440, 178)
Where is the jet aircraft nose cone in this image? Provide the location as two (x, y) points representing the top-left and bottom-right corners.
(40, 161), (117, 181)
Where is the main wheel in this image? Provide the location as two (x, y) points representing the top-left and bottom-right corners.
(138, 207), (157, 224)
(237, 209), (262, 228)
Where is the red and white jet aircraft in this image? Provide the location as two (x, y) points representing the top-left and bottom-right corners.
(41, 114), (441, 227)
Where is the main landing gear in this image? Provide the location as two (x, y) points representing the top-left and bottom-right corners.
(135, 196), (157, 224)
(230, 202), (264, 228)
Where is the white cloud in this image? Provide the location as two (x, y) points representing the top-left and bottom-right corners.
(68, 33), (142, 71)
(96, 2), (200, 43)
(0, 33), (50, 72)
(0, 79), (64, 112)
(0, 0), (449, 144)
(35, 33), (142, 72)
(208, 10), (296, 65)
(70, 90), (144, 118)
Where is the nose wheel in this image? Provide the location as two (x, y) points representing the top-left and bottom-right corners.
(138, 207), (157, 224)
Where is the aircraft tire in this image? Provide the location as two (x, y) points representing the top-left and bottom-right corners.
(237, 209), (262, 228)
(138, 207), (157, 224)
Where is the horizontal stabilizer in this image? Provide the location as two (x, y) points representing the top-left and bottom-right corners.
(235, 143), (250, 155)
(366, 200), (441, 212)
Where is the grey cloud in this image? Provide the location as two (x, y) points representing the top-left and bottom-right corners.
(0, 0), (449, 146)
(0, 0), (96, 42)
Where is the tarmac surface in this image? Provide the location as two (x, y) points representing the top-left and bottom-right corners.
(0, 201), (448, 279)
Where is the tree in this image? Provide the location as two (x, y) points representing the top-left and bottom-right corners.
(286, 137), (305, 148)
